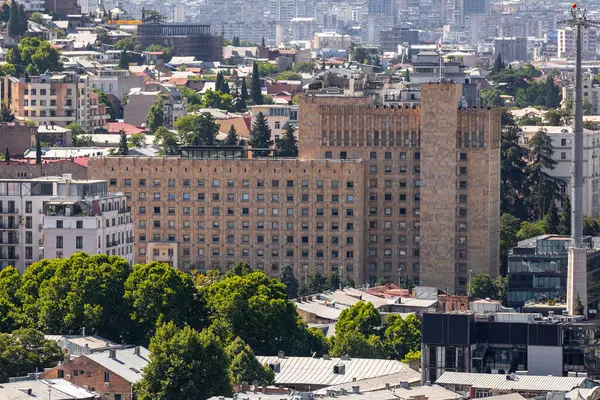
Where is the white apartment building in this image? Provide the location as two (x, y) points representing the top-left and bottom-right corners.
(520, 126), (600, 217)
(43, 193), (134, 265)
(0, 176), (133, 273)
(562, 77), (600, 115)
(21, 0), (45, 12)
(290, 17), (316, 41)
(88, 69), (145, 101)
(558, 27), (597, 60)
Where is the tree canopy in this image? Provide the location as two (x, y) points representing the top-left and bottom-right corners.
(146, 97), (165, 133)
(249, 112), (272, 157)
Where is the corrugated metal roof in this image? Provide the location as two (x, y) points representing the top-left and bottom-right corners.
(314, 369), (421, 395)
(256, 356), (416, 387)
(566, 388), (600, 400)
(436, 372), (590, 392)
(320, 384), (461, 400)
(86, 347), (149, 383)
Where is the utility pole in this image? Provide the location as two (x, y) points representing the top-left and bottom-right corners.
(560, 4), (600, 316)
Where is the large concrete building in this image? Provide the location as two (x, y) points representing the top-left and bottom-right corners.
(0, 176), (132, 273)
(88, 82), (501, 293)
(494, 37), (528, 63)
(558, 27), (597, 60)
(138, 22), (222, 61)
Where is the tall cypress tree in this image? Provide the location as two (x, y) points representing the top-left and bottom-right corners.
(18, 3), (26, 35)
(118, 130), (129, 155)
(261, 37), (265, 47)
(35, 133), (42, 164)
(559, 195), (572, 236)
(4, 146), (9, 163)
(118, 50), (130, 69)
(493, 54), (504, 73)
(249, 111), (272, 157)
(240, 78), (249, 104)
(251, 63), (263, 105)
(7, 0), (19, 37)
(275, 125), (298, 157)
(215, 71), (224, 93)
(225, 124), (238, 145)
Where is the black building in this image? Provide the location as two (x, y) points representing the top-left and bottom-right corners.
(138, 22), (222, 62)
(422, 311), (600, 383)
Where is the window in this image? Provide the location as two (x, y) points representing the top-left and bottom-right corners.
(25, 201), (32, 213)
(561, 152), (567, 159)
(561, 138), (567, 146)
(76, 236), (83, 249)
(76, 220), (83, 229)
(109, 178), (117, 186)
(56, 236), (63, 249)
(104, 372), (110, 382)
(57, 220), (63, 228)
(370, 151), (377, 159)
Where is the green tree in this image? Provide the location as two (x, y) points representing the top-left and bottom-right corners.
(336, 302), (381, 337)
(215, 71), (225, 93)
(0, 328), (62, 383)
(17, 253), (132, 341)
(583, 215), (600, 236)
(251, 62), (263, 105)
(128, 133), (146, 148)
(292, 62), (315, 73)
(227, 337), (274, 385)
(145, 44), (173, 62)
(240, 78), (249, 104)
(95, 27), (110, 45)
(0, 266), (22, 332)
(0, 3), (10, 23)
(545, 109), (571, 126)
(135, 322), (232, 400)
(249, 112), (272, 157)
(201, 271), (313, 355)
(118, 130), (129, 155)
(584, 96), (594, 115)
(225, 124), (239, 145)
(331, 329), (386, 358)
(9, 37), (62, 75)
(517, 220), (545, 241)
(526, 129), (561, 220)
(261, 37), (265, 47)
(274, 125), (298, 157)
(559, 195), (572, 235)
(66, 123), (93, 147)
(500, 213), (521, 275)
(153, 126), (179, 156)
(203, 89), (234, 111)
(277, 71), (302, 81)
(118, 50), (130, 69)
(146, 97), (164, 133)
(115, 36), (138, 51)
(175, 113), (220, 146)
(7, 0), (19, 37)
(500, 112), (529, 219)
(277, 265), (299, 299)
(545, 201), (560, 234)
(480, 88), (504, 107)
(467, 274), (501, 300)
(4, 146), (9, 163)
(178, 86), (203, 106)
(124, 262), (207, 344)
(404, 69), (410, 82)
(493, 53), (504, 73)
(575, 294), (585, 315)
(401, 349), (421, 365)
(384, 314), (421, 360)
(35, 133), (41, 164)
(0, 101), (15, 122)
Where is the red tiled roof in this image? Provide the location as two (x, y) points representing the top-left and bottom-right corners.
(106, 122), (144, 135)
(73, 157), (89, 167)
(170, 77), (189, 86)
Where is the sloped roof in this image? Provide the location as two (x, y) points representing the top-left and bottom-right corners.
(0, 379), (96, 399)
(85, 347), (150, 384)
(256, 356), (416, 387)
(436, 372), (591, 392)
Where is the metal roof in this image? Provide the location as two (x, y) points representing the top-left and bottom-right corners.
(319, 384), (461, 400)
(0, 379), (96, 399)
(314, 369), (421, 395)
(256, 356), (417, 387)
(85, 347), (149, 384)
(436, 372), (592, 392)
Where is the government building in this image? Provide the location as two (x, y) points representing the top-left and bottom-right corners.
(88, 82), (501, 293)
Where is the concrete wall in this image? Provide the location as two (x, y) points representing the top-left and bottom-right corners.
(0, 123), (36, 157)
(527, 345), (563, 376)
(0, 160), (88, 179)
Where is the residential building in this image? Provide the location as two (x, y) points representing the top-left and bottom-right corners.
(88, 69), (145, 100)
(558, 27), (597, 60)
(290, 18), (316, 41)
(45, 334), (121, 356)
(0, 159), (88, 180)
(88, 82), (501, 293)
(379, 28), (419, 52)
(362, 14), (394, 45)
(494, 37), (528, 63)
(519, 126), (600, 217)
(436, 372), (595, 398)
(422, 309), (600, 382)
(367, 0), (392, 15)
(255, 355), (420, 391)
(20, 0), (45, 12)
(45, 0), (81, 15)
(41, 347), (149, 400)
(0, 379), (97, 399)
(248, 104), (298, 141)
(8, 73), (109, 132)
(507, 235), (600, 310)
(138, 21), (222, 61)
(0, 123), (36, 157)
(0, 176), (126, 273)
(43, 193), (134, 265)
(124, 82), (187, 129)
(313, 32), (352, 50)
(563, 77), (600, 115)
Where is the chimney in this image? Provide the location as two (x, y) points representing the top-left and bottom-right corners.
(108, 349), (116, 359)
(134, 346), (140, 356)
(277, 351), (285, 358)
(352, 386), (360, 394)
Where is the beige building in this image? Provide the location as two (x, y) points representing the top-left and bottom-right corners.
(123, 82), (187, 129)
(248, 104), (298, 141)
(88, 82), (501, 293)
(558, 27), (597, 60)
(7, 73), (109, 132)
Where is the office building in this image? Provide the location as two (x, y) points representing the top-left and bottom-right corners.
(138, 22), (222, 61)
(7, 73), (109, 132)
(558, 27), (597, 60)
(507, 235), (600, 311)
(367, 0), (392, 15)
(0, 176), (131, 273)
(494, 37), (528, 63)
(88, 82), (501, 293)
(422, 308), (600, 382)
(379, 28), (419, 52)
(43, 193), (134, 266)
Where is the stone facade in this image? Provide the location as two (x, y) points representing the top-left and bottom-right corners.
(88, 82), (501, 293)
(0, 160), (88, 179)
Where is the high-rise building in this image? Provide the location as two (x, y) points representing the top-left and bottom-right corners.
(379, 28), (419, 52)
(88, 82), (501, 293)
(0, 176), (133, 273)
(494, 37), (528, 63)
(138, 22), (222, 61)
(367, 0), (392, 15)
(558, 27), (597, 60)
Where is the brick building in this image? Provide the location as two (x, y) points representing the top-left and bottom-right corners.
(0, 123), (36, 157)
(88, 82), (501, 293)
(0, 159), (88, 179)
(41, 347), (149, 400)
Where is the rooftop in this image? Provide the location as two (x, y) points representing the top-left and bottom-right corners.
(255, 356), (418, 387)
(85, 347), (150, 384)
(319, 384), (460, 400)
(0, 379), (96, 399)
(436, 372), (593, 392)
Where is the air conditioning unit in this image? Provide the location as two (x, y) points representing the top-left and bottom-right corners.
(105, 382), (110, 387)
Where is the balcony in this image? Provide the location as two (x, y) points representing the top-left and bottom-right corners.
(0, 237), (19, 245)
(0, 209), (19, 214)
(0, 222), (19, 229)
(126, 236), (135, 243)
(0, 254), (19, 260)
(106, 240), (119, 248)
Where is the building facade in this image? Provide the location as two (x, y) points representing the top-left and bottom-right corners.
(88, 82), (501, 293)
(494, 37), (528, 63)
(124, 83), (187, 129)
(558, 27), (597, 60)
(379, 28), (419, 52)
(43, 194), (134, 265)
(8, 73), (109, 132)
(138, 22), (222, 61)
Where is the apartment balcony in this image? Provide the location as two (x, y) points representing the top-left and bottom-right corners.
(0, 222), (19, 229)
(0, 237), (19, 245)
(106, 240), (119, 248)
(126, 236), (135, 243)
(0, 209), (19, 214)
(0, 254), (19, 260)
